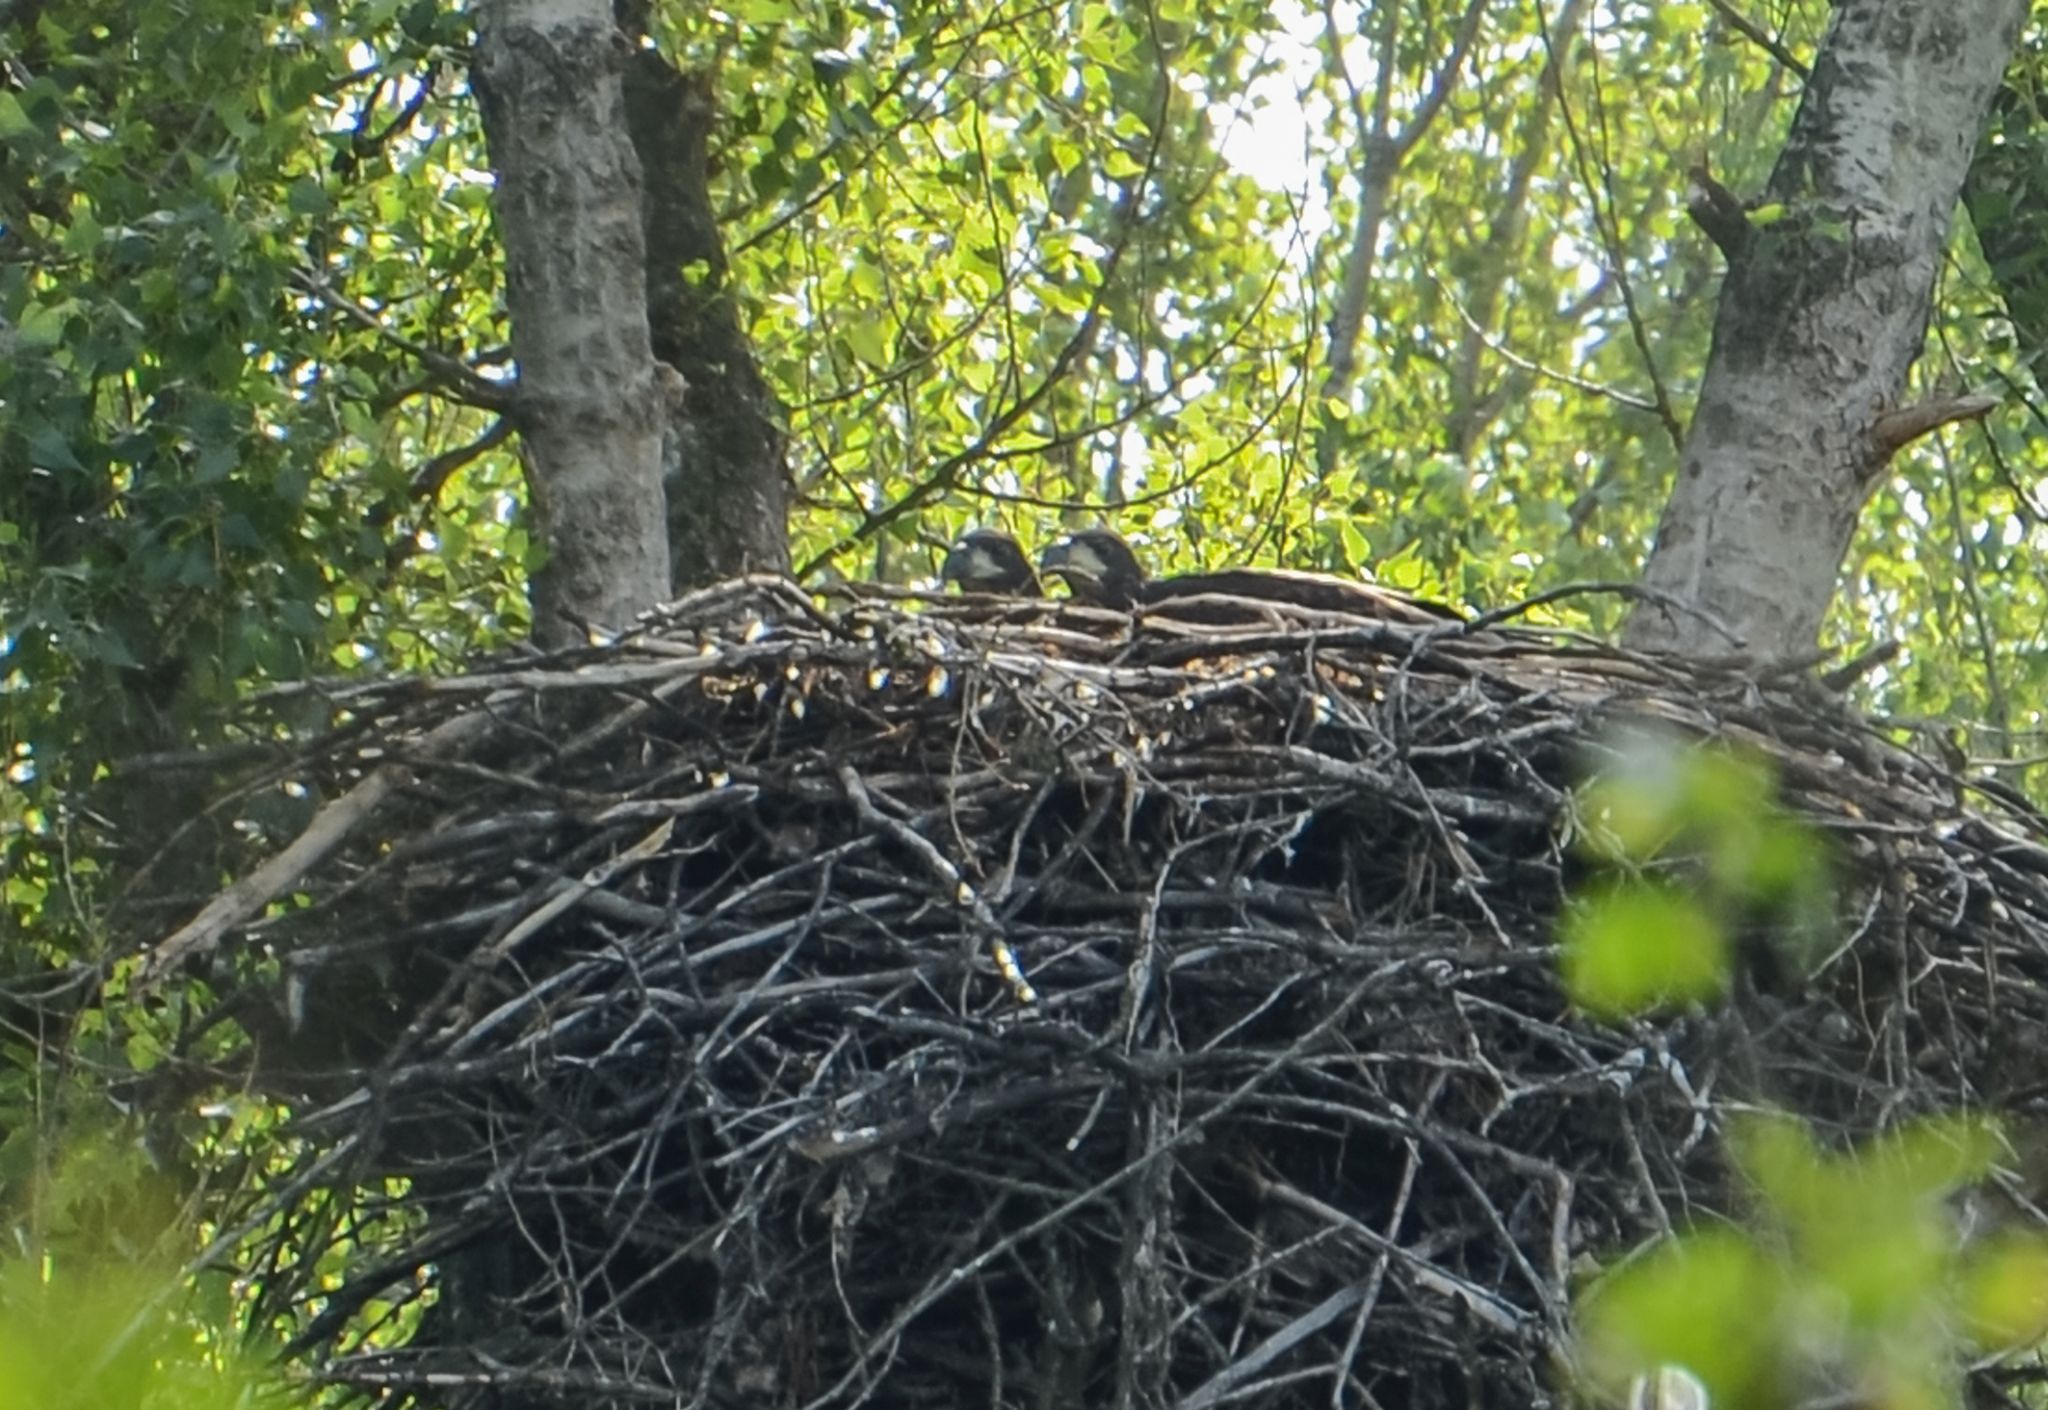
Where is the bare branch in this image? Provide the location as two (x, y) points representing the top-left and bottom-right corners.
(289, 266), (513, 411)
(1434, 273), (1660, 412)
(1702, 0), (1810, 77)
(139, 709), (499, 985)
(1870, 393), (2000, 458)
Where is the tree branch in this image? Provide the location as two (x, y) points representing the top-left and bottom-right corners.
(1686, 160), (1755, 261)
(1393, 0), (1488, 162)
(140, 710), (499, 985)
(1433, 273), (1660, 412)
(1869, 393), (2000, 458)
(377, 418), (516, 572)
(1702, 0), (1809, 77)
(289, 266), (513, 411)
(1318, 0), (1486, 431)
(1540, 1), (1686, 452)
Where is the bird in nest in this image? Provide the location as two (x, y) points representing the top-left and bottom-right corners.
(1038, 528), (1466, 628)
(940, 529), (1042, 596)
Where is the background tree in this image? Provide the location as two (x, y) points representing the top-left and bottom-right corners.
(616, 9), (794, 587)
(1626, 0), (2026, 659)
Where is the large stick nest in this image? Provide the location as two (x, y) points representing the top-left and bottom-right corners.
(116, 581), (2048, 1409)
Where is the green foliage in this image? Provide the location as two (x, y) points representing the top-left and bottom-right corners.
(1560, 879), (1728, 1018)
(1561, 733), (1831, 1017)
(1579, 1112), (2048, 1410)
(0, 1118), (274, 1410)
(0, 1260), (267, 1410)
(1562, 737), (2048, 1410)
(0, 1), (521, 800)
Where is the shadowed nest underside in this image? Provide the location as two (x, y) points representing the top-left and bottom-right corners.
(112, 579), (2048, 1410)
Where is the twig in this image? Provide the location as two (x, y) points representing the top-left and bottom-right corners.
(1432, 272), (1660, 413)
(289, 266), (513, 411)
(1702, 0), (1809, 76)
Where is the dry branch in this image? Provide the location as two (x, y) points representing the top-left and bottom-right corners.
(1870, 393), (2001, 459)
(139, 708), (499, 984)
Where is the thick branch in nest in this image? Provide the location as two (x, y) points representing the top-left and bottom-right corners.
(140, 710), (496, 985)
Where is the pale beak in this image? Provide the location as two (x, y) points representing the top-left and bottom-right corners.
(1039, 539), (1106, 586)
(941, 542), (993, 585)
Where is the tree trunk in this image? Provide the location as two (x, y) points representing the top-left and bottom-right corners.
(1966, 69), (2048, 384)
(1625, 0), (2025, 659)
(474, 0), (671, 647)
(619, 55), (792, 587)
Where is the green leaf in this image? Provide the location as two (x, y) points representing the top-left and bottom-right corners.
(1103, 146), (1145, 179)
(285, 175), (331, 216)
(0, 91), (34, 139)
(25, 427), (85, 473)
(1965, 1233), (2048, 1349)
(15, 300), (72, 346)
(1561, 882), (1729, 1018)
(844, 317), (891, 368)
(1337, 518), (1368, 570)
(62, 206), (104, 256)
(1579, 1230), (1781, 1410)
(195, 441), (238, 483)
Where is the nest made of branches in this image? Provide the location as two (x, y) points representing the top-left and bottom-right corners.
(110, 578), (2048, 1410)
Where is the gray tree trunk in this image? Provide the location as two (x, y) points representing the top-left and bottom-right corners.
(618, 56), (792, 586)
(474, 0), (671, 647)
(1625, 0), (2025, 659)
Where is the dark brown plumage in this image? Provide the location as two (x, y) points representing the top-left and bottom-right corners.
(1037, 529), (1149, 608)
(941, 530), (1041, 596)
(1040, 528), (1466, 627)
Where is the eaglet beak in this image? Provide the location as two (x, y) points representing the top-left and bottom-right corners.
(941, 541), (994, 586)
(1039, 537), (1107, 588)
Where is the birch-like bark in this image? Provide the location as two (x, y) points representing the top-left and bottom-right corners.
(474, 0), (670, 645)
(1626, 0), (2025, 658)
